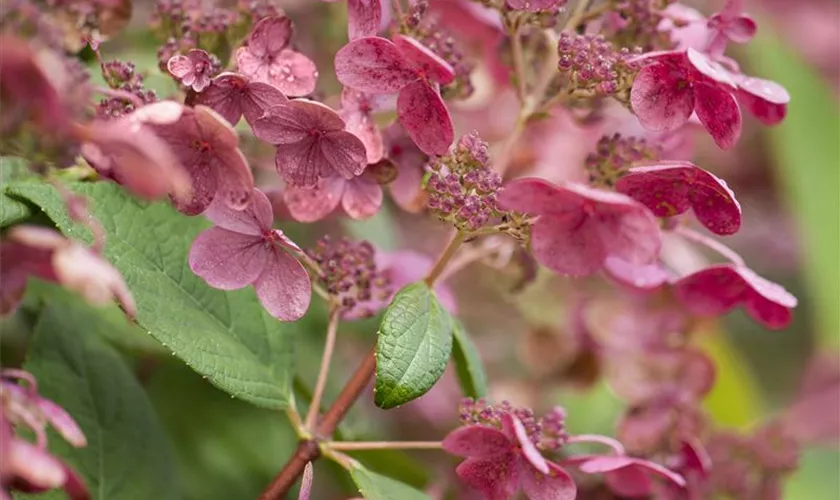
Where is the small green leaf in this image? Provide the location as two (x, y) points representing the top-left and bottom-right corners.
(350, 466), (431, 500)
(374, 282), (453, 409)
(451, 321), (488, 399)
(23, 288), (179, 500)
(0, 156), (35, 226)
(9, 182), (296, 409)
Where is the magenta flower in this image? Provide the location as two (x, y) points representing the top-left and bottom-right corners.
(339, 87), (386, 163)
(283, 170), (382, 222)
(188, 188), (311, 321)
(167, 49), (215, 92)
(151, 105), (255, 215)
(334, 35), (455, 155)
(575, 455), (687, 498)
(630, 48), (742, 149)
(615, 161), (742, 235)
(443, 413), (576, 500)
(672, 264), (797, 329)
(235, 16), (318, 97)
(194, 72), (288, 127)
(706, 0), (757, 57)
(507, 0), (567, 12)
(252, 99), (367, 187)
(734, 76), (790, 126)
(497, 178), (661, 277)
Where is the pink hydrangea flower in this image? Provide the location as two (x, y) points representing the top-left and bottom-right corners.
(382, 123), (428, 213)
(506, 0), (567, 12)
(188, 188), (311, 321)
(0, 226), (136, 318)
(659, 3), (710, 52)
(194, 72), (288, 127)
(283, 170), (382, 222)
(252, 99), (367, 187)
(605, 348), (716, 406)
(497, 178), (661, 277)
(151, 104), (255, 215)
(574, 454), (688, 498)
(167, 49), (215, 92)
(706, 0), (758, 57)
(235, 16), (318, 97)
(614, 161), (742, 235)
(339, 87), (386, 164)
(334, 35), (455, 155)
(672, 264), (797, 329)
(630, 48), (742, 149)
(443, 413), (577, 500)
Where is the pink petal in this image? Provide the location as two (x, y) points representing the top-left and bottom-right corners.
(335, 37), (419, 93)
(347, 0), (382, 40)
(37, 398), (86, 447)
(737, 77), (789, 126)
(507, 0), (565, 11)
(235, 48), (268, 83)
(630, 62), (694, 132)
(343, 108), (384, 163)
(266, 50), (318, 97)
(298, 462), (313, 500)
(189, 228), (267, 289)
(167, 54), (193, 79)
(397, 80), (454, 155)
(604, 464), (655, 497)
(204, 188), (272, 235)
(320, 130), (368, 179)
(693, 82), (742, 149)
(342, 173), (383, 219)
(254, 100), (346, 145)
(455, 456), (520, 500)
(173, 159), (218, 216)
(246, 16), (292, 58)
(284, 176), (344, 222)
(685, 48), (738, 87)
(739, 266), (798, 329)
(531, 214), (605, 277)
(596, 207), (661, 267)
(212, 146), (255, 211)
(603, 257), (671, 290)
(519, 461), (577, 500)
(502, 413), (549, 474)
(388, 156), (425, 212)
(241, 81), (289, 125)
(393, 35), (455, 85)
(726, 15), (758, 43)
(8, 439), (66, 489)
(497, 177), (569, 215)
(442, 425), (513, 458)
(253, 249), (311, 321)
(274, 139), (322, 187)
(194, 73), (247, 126)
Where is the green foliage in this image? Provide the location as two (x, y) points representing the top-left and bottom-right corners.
(451, 321), (488, 399)
(350, 465), (431, 500)
(9, 182), (297, 409)
(374, 282), (454, 409)
(23, 287), (179, 500)
(0, 156), (35, 227)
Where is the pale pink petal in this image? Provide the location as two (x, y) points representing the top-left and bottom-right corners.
(8, 439), (66, 489)
(497, 177), (570, 215)
(348, 0), (382, 40)
(397, 80), (454, 155)
(342, 173), (383, 219)
(531, 215), (605, 277)
(284, 176), (344, 222)
(442, 425), (513, 458)
(727, 15), (757, 42)
(502, 413), (549, 474)
(320, 130), (368, 179)
(686, 48), (738, 87)
(253, 250), (311, 321)
(166, 54), (193, 79)
(603, 257), (671, 290)
(392, 35), (455, 85)
(631, 62), (694, 132)
(455, 456), (520, 500)
(204, 188), (273, 235)
(267, 50), (318, 97)
(298, 462), (313, 500)
(247, 16), (293, 58)
(189, 228), (267, 289)
(335, 37), (419, 93)
(519, 461), (577, 500)
(388, 157), (425, 212)
(693, 82), (742, 149)
(596, 208), (661, 267)
(235, 48), (268, 83)
(37, 398), (86, 447)
(737, 77), (789, 126)
(581, 456), (686, 494)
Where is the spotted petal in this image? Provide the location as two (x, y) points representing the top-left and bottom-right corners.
(455, 456), (520, 500)
(442, 425), (512, 458)
(393, 35), (455, 85)
(397, 80), (454, 155)
(284, 176), (344, 222)
(693, 82), (742, 149)
(631, 62), (694, 132)
(348, 0), (382, 40)
(335, 37), (419, 93)
(519, 461), (577, 500)
(188, 228), (267, 290)
(253, 249), (311, 321)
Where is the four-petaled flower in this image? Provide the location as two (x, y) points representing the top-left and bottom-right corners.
(235, 16), (318, 97)
(252, 99), (367, 187)
(706, 0), (757, 57)
(615, 161), (742, 235)
(335, 35), (455, 155)
(630, 48), (742, 149)
(498, 178), (661, 277)
(194, 72), (289, 127)
(283, 169), (382, 222)
(443, 413), (576, 500)
(167, 49), (215, 92)
(189, 188), (311, 321)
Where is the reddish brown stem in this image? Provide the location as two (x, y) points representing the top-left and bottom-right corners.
(257, 440), (321, 500)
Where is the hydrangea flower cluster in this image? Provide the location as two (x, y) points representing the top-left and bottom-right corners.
(557, 32), (643, 100)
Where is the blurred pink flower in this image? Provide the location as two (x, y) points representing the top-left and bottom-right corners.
(573, 454), (687, 498)
(376, 250), (458, 313)
(167, 49), (214, 92)
(194, 72), (288, 127)
(706, 0), (757, 57)
(283, 170), (382, 222)
(382, 123), (428, 213)
(339, 87), (387, 164)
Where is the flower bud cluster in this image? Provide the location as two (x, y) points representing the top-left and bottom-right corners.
(502, 1), (569, 29)
(585, 133), (659, 187)
(459, 398), (569, 450)
(426, 133), (502, 231)
(557, 32), (643, 102)
(97, 60), (158, 119)
(605, 0), (676, 51)
(307, 236), (392, 319)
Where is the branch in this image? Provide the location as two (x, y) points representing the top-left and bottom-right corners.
(305, 307), (341, 430)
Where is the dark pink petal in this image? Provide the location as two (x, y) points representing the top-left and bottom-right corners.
(531, 215), (605, 277)
(321, 130), (368, 179)
(173, 159), (217, 216)
(442, 425), (513, 458)
(253, 248), (311, 321)
(254, 100), (346, 144)
(397, 80), (454, 155)
(693, 82), (742, 149)
(273, 139), (322, 186)
(267, 50), (318, 97)
(342, 172), (383, 219)
(246, 16), (292, 58)
(630, 62), (694, 132)
(189, 228), (267, 289)
(739, 266), (798, 329)
(37, 398), (86, 447)
(212, 147), (255, 212)
(737, 77), (789, 126)
(348, 0), (382, 40)
(204, 188), (273, 235)
(502, 413), (549, 474)
(194, 74), (247, 126)
(519, 461), (577, 500)
(726, 15), (757, 43)
(393, 35), (455, 85)
(455, 456), (520, 500)
(335, 37), (419, 93)
(241, 81), (289, 124)
(284, 176), (344, 222)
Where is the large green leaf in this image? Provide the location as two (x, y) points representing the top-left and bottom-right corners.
(350, 466), (431, 500)
(0, 156), (34, 227)
(9, 182), (296, 409)
(374, 282), (454, 409)
(23, 288), (178, 500)
(451, 321), (488, 399)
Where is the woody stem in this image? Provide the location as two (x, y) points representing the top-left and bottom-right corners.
(304, 307), (341, 430)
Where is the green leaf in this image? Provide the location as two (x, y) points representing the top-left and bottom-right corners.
(451, 321), (488, 399)
(374, 282), (453, 409)
(350, 466), (431, 500)
(23, 288), (179, 500)
(0, 156), (35, 226)
(9, 182), (296, 409)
